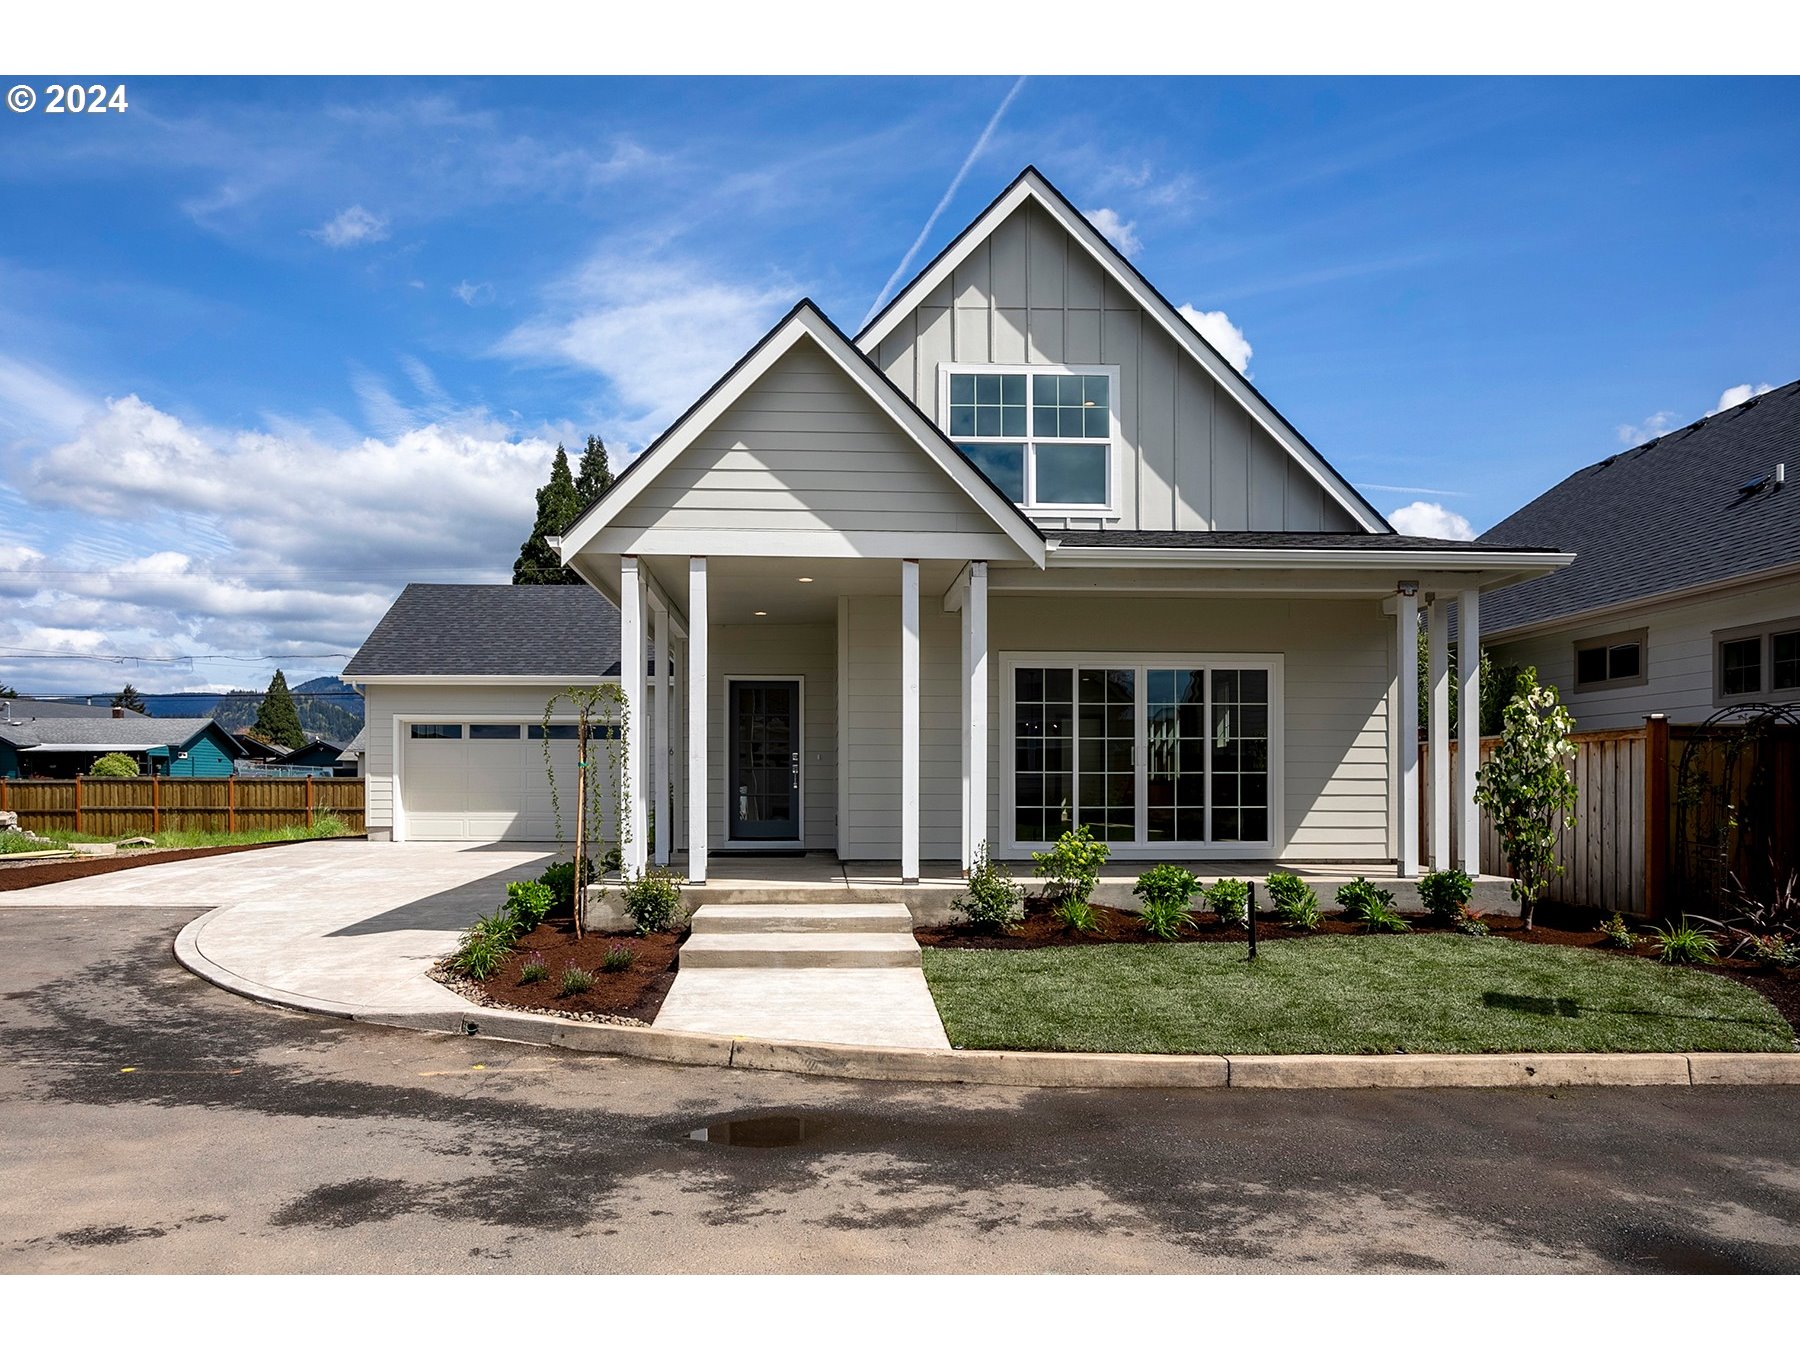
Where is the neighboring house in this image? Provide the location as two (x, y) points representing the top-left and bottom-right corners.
(275, 738), (349, 772)
(336, 728), (366, 778)
(0, 697), (148, 719)
(1482, 379), (1799, 730)
(0, 716), (245, 779)
(232, 733), (293, 761)
(346, 166), (1570, 878)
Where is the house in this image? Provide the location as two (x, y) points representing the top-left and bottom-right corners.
(336, 728), (366, 778)
(0, 716), (246, 779)
(274, 738), (353, 774)
(1481, 379), (1799, 730)
(345, 166), (1570, 880)
(0, 696), (148, 719)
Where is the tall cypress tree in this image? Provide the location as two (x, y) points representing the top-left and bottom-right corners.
(513, 445), (583, 585)
(252, 670), (306, 750)
(112, 683), (148, 714)
(574, 433), (613, 509)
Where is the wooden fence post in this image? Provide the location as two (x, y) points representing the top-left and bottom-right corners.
(75, 774), (83, 836)
(228, 776), (236, 834)
(151, 773), (161, 834)
(1, 777), (8, 815)
(1644, 714), (1670, 920)
(305, 775), (314, 830)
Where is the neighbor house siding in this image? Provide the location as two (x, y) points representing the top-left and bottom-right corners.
(600, 341), (1016, 549)
(873, 199), (1360, 535)
(165, 727), (239, 777)
(1484, 573), (1800, 731)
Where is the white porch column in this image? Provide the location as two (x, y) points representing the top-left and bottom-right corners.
(967, 561), (988, 869)
(1396, 583), (1420, 878)
(619, 557), (648, 876)
(1428, 595), (1451, 872)
(687, 557), (708, 885)
(1458, 586), (1482, 877)
(653, 597), (671, 867)
(960, 578), (971, 871)
(901, 558), (920, 884)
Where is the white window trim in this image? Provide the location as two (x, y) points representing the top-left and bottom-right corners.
(938, 362), (1122, 519)
(1714, 616), (1800, 706)
(998, 650), (1285, 860)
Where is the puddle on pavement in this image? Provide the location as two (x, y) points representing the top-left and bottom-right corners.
(689, 1114), (820, 1147)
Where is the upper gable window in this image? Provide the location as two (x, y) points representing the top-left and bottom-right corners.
(942, 364), (1118, 515)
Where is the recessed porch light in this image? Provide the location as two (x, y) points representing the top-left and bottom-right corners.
(797, 576), (814, 583)
(753, 610), (768, 616)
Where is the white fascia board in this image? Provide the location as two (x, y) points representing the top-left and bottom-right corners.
(558, 303), (1043, 567)
(856, 170), (1391, 536)
(1043, 546), (1575, 574)
(346, 675), (613, 685)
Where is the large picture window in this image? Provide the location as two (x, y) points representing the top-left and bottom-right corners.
(1007, 655), (1279, 851)
(943, 364), (1117, 514)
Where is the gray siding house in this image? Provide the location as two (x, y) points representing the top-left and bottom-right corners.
(348, 167), (1569, 882)
(1482, 378), (1799, 730)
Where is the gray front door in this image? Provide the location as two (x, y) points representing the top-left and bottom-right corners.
(727, 679), (801, 842)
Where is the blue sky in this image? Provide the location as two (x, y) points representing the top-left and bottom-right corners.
(1, 75), (1796, 695)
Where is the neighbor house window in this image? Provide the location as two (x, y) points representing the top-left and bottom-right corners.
(944, 365), (1117, 514)
(1715, 618), (1800, 704)
(1573, 630), (1647, 690)
(409, 724), (462, 739)
(1009, 656), (1277, 849)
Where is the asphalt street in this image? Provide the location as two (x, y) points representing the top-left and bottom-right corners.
(2, 906), (1797, 1274)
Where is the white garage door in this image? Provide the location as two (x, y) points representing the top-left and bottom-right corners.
(400, 721), (620, 842)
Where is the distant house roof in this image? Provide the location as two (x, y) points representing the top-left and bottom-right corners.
(1045, 530), (1562, 553)
(339, 728), (367, 758)
(0, 717), (227, 754)
(233, 733), (293, 759)
(1481, 378), (1800, 637)
(343, 583), (624, 679)
(275, 738), (345, 765)
(0, 697), (148, 719)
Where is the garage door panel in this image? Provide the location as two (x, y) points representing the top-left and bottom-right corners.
(402, 722), (620, 842)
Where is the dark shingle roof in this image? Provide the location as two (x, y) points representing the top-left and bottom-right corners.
(1046, 530), (1561, 553)
(342, 584), (623, 678)
(1480, 379), (1800, 636)
(0, 717), (219, 752)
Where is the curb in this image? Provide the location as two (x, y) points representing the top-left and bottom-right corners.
(173, 909), (1800, 1092)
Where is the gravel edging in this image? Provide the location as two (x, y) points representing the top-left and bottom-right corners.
(426, 962), (651, 1028)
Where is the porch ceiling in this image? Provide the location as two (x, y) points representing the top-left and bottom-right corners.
(632, 554), (967, 626)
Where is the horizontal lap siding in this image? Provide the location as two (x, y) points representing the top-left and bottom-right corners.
(708, 623), (836, 851)
(874, 198), (1363, 535)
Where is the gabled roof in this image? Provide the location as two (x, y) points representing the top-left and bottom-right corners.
(342, 583), (624, 679)
(0, 717), (225, 754)
(1481, 378), (1800, 638)
(856, 166), (1393, 536)
(557, 301), (1046, 565)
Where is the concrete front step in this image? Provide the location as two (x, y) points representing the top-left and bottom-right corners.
(690, 902), (914, 935)
(679, 931), (923, 970)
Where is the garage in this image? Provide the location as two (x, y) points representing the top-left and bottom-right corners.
(399, 720), (620, 842)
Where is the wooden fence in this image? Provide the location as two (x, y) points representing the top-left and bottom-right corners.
(0, 776), (365, 838)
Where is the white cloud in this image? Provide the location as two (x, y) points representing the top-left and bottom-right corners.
(0, 355), (91, 439)
(1617, 410), (1676, 446)
(501, 254), (795, 442)
(453, 280), (494, 306)
(1084, 206), (1142, 259)
(1177, 305), (1253, 375)
(1388, 501), (1476, 541)
(311, 205), (390, 248)
(1711, 382), (1774, 415)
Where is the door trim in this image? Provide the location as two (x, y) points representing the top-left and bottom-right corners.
(722, 675), (806, 849)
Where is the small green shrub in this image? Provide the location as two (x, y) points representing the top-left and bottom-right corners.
(1418, 868), (1475, 925)
(451, 908), (519, 981)
(1031, 825), (1110, 906)
(1336, 877), (1396, 923)
(1357, 894), (1412, 934)
(1744, 934), (1798, 969)
(1266, 872), (1321, 930)
(1454, 908), (1491, 938)
(88, 752), (140, 778)
(518, 953), (549, 985)
(1051, 895), (1101, 934)
(1134, 863), (1201, 909)
(1595, 912), (1637, 950)
(559, 962), (595, 995)
(1138, 893), (1198, 941)
(622, 866), (684, 934)
(1204, 877), (1251, 928)
(1655, 918), (1718, 966)
(600, 943), (638, 973)
(504, 879), (556, 932)
(539, 857), (597, 907)
(954, 844), (1024, 932)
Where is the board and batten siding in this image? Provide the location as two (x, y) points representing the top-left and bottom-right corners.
(1484, 573), (1800, 732)
(599, 341), (1017, 549)
(872, 198), (1362, 535)
(707, 622), (837, 852)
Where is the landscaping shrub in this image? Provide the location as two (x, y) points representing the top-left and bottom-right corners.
(504, 879), (556, 932)
(518, 953), (549, 985)
(1051, 895), (1100, 934)
(451, 908), (519, 981)
(600, 943), (638, 973)
(1266, 872), (1321, 931)
(539, 857), (597, 907)
(1335, 877), (1395, 923)
(1473, 672), (1579, 930)
(1357, 895), (1412, 934)
(87, 752), (139, 778)
(1743, 934), (1798, 969)
(1703, 868), (1800, 963)
(1655, 918), (1718, 966)
(1031, 826), (1110, 906)
(953, 844), (1024, 932)
(1595, 913), (1637, 950)
(1204, 877), (1251, 927)
(559, 962), (595, 996)
(1418, 868), (1475, 925)
(622, 866), (685, 934)
(1138, 892), (1198, 941)
(1134, 863), (1201, 909)
(1453, 908), (1491, 938)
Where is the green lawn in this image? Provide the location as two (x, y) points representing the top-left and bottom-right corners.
(45, 811), (354, 851)
(1, 831), (64, 854)
(921, 935), (1794, 1056)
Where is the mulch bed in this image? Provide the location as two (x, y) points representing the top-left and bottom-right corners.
(0, 840), (303, 892)
(918, 896), (1800, 1038)
(458, 919), (681, 1023)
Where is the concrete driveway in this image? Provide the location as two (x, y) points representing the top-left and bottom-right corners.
(3, 840), (550, 1016)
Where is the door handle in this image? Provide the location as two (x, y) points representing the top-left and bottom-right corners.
(791, 750), (800, 789)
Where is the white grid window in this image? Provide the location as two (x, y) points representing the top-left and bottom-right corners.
(943, 364), (1118, 514)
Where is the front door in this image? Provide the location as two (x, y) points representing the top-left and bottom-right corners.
(727, 679), (801, 842)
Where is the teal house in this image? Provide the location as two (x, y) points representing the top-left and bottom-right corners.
(0, 715), (248, 779)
